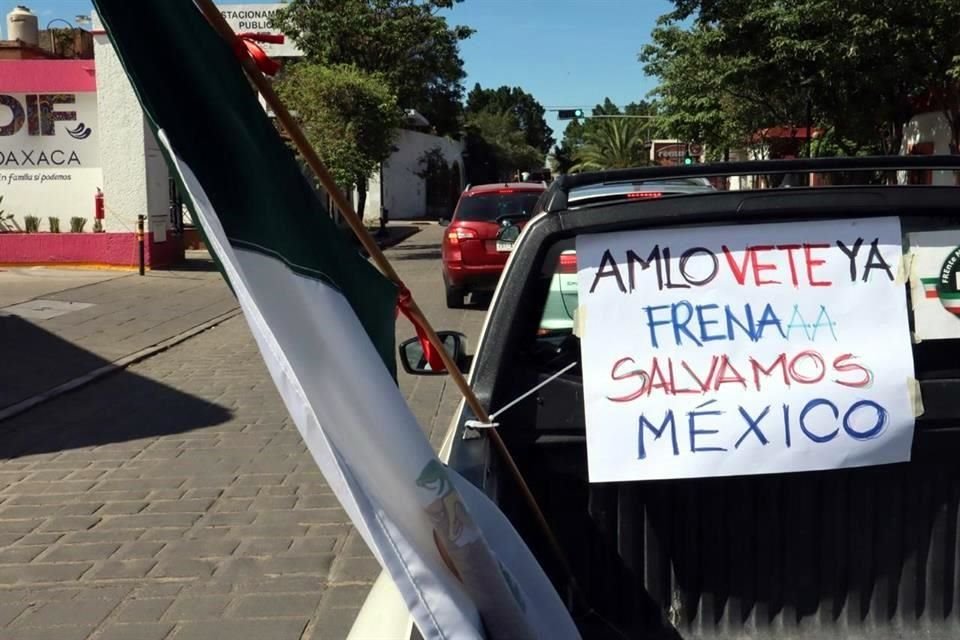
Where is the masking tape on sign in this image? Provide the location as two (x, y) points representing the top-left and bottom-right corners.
(573, 305), (586, 338)
(904, 249), (922, 344)
(908, 377), (925, 418)
(897, 250), (915, 286)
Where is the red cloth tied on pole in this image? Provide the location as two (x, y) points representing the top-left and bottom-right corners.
(233, 33), (285, 76)
(396, 285), (447, 372)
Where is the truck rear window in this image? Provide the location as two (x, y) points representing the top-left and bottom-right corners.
(455, 191), (541, 222)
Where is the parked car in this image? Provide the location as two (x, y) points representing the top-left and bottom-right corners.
(353, 157), (960, 639)
(441, 182), (545, 308)
(539, 179), (717, 333)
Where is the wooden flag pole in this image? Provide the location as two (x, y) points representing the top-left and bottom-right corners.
(193, 0), (583, 606)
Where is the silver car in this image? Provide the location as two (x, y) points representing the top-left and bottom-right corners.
(539, 178), (717, 333)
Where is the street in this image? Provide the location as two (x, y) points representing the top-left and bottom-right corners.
(0, 224), (479, 640)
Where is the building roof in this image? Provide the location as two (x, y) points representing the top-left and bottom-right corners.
(0, 59), (96, 92)
(0, 39), (57, 60)
(752, 126), (823, 142)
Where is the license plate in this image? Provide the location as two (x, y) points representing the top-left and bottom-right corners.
(496, 241), (514, 252)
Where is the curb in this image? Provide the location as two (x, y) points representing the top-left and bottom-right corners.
(376, 226), (421, 250)
(0, 263), (143, 272)
(0, 307), (243, 424)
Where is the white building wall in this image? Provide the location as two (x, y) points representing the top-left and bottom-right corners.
(93, 33), (171, 240)
(361, 129), (465, 225)
(900, 111), (955, 186)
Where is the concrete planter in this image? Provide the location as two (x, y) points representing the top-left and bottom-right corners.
(0, 232), (184, 269)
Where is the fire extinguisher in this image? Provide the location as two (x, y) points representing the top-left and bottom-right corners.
(94, 188), (104, 233)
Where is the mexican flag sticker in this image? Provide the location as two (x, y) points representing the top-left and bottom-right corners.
(927, 246), (960, 315)
(908, 231), (960, 340)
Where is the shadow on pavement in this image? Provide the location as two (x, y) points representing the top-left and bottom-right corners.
(467, 292), (493, 310)
(375, 225), (420, 249)
(392, 249), (442, 261)
(388, 239), (444, 262)
(0, 316), (232, 459)
(167, 256), (221, 272)
(389, 243), (440, 252)
(0, 315), (107, 411)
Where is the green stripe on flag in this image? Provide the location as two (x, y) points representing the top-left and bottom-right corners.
(93, 0), (398, 376)
(921, 277), (939, 285)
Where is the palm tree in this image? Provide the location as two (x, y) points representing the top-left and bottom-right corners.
(570, 118), (649, 172)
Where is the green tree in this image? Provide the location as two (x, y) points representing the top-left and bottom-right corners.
(548, 140), (577, 175)
(464, 109), (543, 181)
(913, 1), (960, 151)
(276, 63), (402, 218)
(641, 24), (750, 154)
(465, 84), (555, 153)
(643, 0), (960, 157)
(570, 117), (650, 172)
(273, 0), (473, 137)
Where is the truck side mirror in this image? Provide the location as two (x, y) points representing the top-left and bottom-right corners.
(399, 331), (468, 375)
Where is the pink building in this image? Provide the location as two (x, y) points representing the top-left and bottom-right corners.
(0, 58), (183, 267)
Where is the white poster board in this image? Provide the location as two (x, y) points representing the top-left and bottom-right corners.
(576, 217), (917, 483)
(908, 230), (960, 340)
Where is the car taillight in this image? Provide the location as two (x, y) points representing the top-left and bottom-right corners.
(627, 191), (662, 199)
(558, 252), (577, 274)
(446, 227), (478, 246)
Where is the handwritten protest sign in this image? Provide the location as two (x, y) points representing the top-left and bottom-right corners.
(576, 217), (916, 483)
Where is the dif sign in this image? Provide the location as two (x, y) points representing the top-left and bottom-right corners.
(219, 3), (303, 57)
(577, 217), (917, 483)
(0, 92), (101, 219)
(0, 93), (98, 168)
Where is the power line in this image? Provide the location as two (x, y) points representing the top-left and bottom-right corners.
(576, 114), (659, 119)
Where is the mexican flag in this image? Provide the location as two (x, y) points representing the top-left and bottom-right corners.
(921, 277), (960, 314)
(91, 1), (578, 638)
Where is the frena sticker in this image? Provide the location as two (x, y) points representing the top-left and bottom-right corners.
(933, 247), (960, 316)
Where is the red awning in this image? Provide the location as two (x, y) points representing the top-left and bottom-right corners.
(752, 126), (823, 142)
(0, 60), (96, 93)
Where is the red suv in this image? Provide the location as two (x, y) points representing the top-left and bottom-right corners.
(441, 182), (545, 308)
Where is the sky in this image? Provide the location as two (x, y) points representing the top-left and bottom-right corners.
(15, 0), (673, 146)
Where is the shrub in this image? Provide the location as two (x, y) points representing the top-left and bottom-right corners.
(69, 217), (87, 233)
(24, 216), (40, 233)
(48, 217), (60, 233)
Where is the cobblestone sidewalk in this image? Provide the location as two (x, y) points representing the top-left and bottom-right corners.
(0, 224), (484, 639)
(0, 317), (377, 640)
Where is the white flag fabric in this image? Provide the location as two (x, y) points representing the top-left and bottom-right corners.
(92, 4), (580, 634)
(160, 130), (579, 640)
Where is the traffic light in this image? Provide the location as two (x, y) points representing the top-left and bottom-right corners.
(557, 109), (584, 120)
(683, 155), (694, 165)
